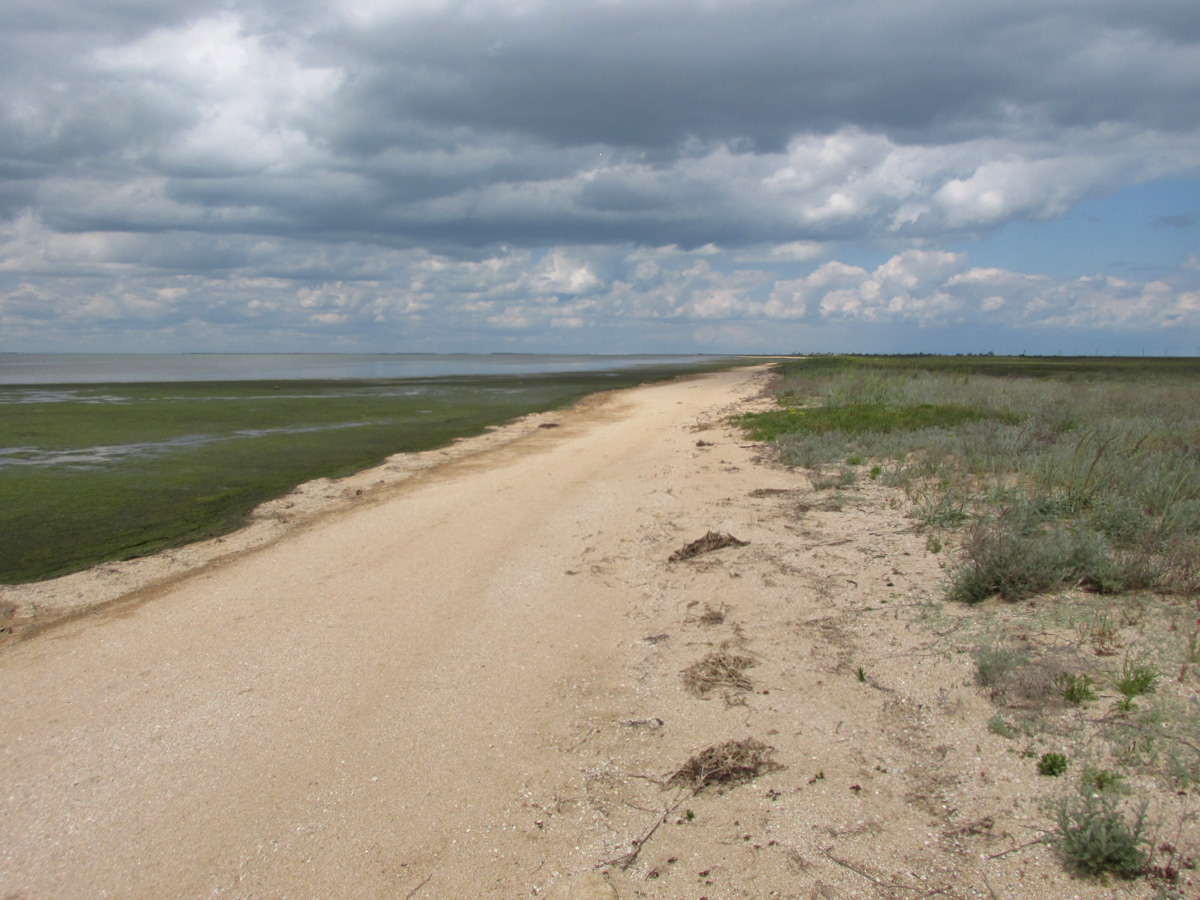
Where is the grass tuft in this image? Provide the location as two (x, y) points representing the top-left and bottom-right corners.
(1059, 673), (1097, 705)
(1114, 657), (1159, 699)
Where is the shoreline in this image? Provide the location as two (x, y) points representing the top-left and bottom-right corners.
(0, 370), (735, 644)
(1, 361), (745, 587)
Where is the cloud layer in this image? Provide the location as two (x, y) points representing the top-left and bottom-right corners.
(2, 0), (1198, 351)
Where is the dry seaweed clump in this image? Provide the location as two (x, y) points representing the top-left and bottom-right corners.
(682, 647), (756, 696)
(669, 531), (748, 562)
(669, 738), (781, 793)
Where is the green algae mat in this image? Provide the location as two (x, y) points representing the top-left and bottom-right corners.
(1, 364), (734, 583)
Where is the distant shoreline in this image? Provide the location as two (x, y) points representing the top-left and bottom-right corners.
(0, 352), (736, 385)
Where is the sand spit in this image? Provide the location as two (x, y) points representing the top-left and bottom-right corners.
(0, 366), (1189, 899)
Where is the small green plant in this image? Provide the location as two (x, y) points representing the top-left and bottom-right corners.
(987, 714), (1018, 738)
(1114, 657), (1159, 700)
(1038, 752), (1069, 777)
(1059, 673), (1097, 705)
(869, 465), (882, 480)
(925, 534), (942, 554)
(846, 453), (864, 466)
(1055, 793), (1148, 878)
(855, 666), (867, 683)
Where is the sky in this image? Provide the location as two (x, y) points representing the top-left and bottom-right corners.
(1, 0), (1198, 355)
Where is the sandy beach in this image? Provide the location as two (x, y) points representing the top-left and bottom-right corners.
(0, 366), (1188, 899)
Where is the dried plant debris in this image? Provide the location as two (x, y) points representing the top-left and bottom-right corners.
(682, 647), (756, 696)
(669, 531), (748, 562)
(669, 738), (781, 793)
(696, 603), (727, 626)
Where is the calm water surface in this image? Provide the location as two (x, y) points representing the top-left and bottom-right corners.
(0, 353), (725, 385)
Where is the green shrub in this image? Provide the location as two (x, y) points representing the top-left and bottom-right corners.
(949, 513), (1064, 603)
(948, 509), (1118, 603)
(1055, 794), (1148, 878)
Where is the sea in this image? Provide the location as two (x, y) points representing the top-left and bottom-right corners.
(0, 353), (728, 385)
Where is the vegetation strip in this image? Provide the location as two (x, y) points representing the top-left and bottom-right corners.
(735, 354), (1200, 885)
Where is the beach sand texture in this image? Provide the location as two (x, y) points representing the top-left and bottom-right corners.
(0, 367), (1175, 899)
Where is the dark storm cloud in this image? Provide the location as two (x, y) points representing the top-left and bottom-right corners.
(326, 0), (1200, 152)
(0, 0), (1195, 253)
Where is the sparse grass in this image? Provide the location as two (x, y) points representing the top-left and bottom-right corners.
(987, 714), (1019, 738)
(909, 486), (970, 529)
(811, 467), (857, 491)
(736, 355), (1200, 608)
(736, 355), (1200, 886)
(972, 641), (1030, 687)
(1088, 612), (1126, 656)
